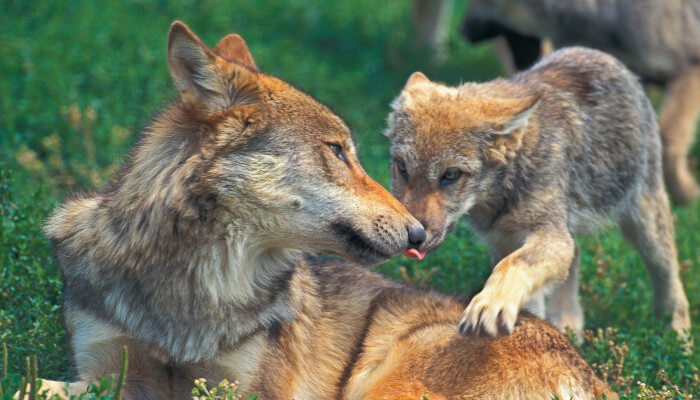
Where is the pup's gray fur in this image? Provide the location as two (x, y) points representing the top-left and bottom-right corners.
(462, 0), (700, 205)
(386, 47), (691, 338)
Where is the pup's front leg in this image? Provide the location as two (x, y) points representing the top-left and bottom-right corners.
(458, 229), (575, 336)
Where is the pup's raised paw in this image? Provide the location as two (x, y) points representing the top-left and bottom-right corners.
(458, 291), (519, 337)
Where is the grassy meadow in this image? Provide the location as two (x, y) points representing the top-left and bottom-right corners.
(0, 0), (698, 398)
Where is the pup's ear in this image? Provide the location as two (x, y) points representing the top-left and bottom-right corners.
(167, 21), (260, 117)
(499, 94), (541, 135)
(214, 34), (258, 71)
(487, 93), (541, 165)
(404, 71), (430, 89)
(389, 72), (431, 123)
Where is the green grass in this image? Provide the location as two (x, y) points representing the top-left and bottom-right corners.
(0, 0), (698, 398)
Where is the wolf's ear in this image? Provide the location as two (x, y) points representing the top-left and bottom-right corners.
(214, 34), (258, 71)
(404, 72), (430, 89)
(487, 93), (542, 165)
(167, 22), (259, 117)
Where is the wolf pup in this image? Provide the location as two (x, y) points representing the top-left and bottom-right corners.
(34, 24), (615, 400)
(385, 47), (691, 339)
(461, 0), (700, 205)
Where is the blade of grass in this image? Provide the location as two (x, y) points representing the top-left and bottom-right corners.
(2, 342), (7, 378)
(113, 346), (128, 400)
(29, 355), (38, 400)
(18, 377), (27, 400)
(0, 342), (6, 396)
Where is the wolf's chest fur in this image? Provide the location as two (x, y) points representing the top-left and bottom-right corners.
(54, 205), (298, 363)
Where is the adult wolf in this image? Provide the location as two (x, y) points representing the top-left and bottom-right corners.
(461, 0), (700, 205)
(36, 23), (614, 400)
(385, 48), (690, 340)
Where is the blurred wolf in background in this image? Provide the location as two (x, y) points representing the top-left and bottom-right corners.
(386, 48), (690, 340)
(462, 0), (700, 206)
(31, 21), (615, 400)
(413, 0), (452, 60)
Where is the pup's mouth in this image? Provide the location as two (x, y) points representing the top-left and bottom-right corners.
(403, 248), (428, 260)
(402, 221), (455, 261)
(403, 241), (437, 260)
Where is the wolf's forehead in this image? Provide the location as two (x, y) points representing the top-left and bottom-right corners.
(275, 91), (350, 138)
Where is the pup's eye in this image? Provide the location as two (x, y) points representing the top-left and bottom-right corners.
(440, 169), (461, 185)
(328, 143), (348, 164)
(395, 159), (409, 180)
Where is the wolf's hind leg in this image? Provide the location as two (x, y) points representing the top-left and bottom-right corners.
(659, 65), (700, 205)
(546, 245), (583, 341)
(618, 187), (690, 337)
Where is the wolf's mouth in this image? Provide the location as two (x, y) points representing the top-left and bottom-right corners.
(330, 219), (394, 263)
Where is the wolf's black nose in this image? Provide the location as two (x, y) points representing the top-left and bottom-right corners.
(407, 225), (426, 247)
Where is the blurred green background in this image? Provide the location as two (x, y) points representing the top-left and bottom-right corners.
(0, 0), (698, 398)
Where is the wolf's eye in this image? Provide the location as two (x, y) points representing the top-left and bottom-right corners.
(395, 159), (409, 180)
(440, 169), (461, 185)
(328, 143), (348, 164)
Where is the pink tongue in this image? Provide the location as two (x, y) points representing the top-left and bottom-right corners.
(403, 248), (427, 260)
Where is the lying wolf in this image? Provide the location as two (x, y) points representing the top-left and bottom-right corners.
(36, 23), (614, 400)
(461, 0), (700, 205)
(386, 48), (690, 339)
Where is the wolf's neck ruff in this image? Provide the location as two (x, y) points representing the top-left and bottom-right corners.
(49, 107), (301, 363)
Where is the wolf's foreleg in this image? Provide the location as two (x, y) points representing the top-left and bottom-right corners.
(659, 65), (700, 205)
(458, 229), (575, 336)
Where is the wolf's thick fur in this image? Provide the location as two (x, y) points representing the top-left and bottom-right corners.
(461, 0), (700, 205)
(385, 48), (691, 339)
(36, 24), (614, 400)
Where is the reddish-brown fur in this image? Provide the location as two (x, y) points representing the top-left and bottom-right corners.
(30, 23), (614, 400)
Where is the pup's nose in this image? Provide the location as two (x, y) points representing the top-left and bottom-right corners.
(407, 224), (426, 248)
